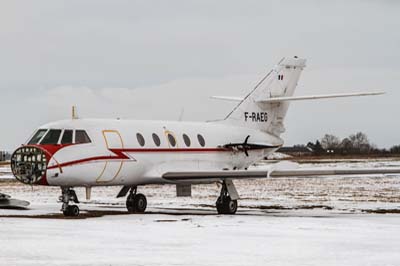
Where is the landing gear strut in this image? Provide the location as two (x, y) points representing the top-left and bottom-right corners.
(60, 187), (80, 217)
(216, 181), (238, 215)
(126, 187), (147, 213)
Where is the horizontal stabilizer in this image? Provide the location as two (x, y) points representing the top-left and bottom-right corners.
(210, 96), (243, 102)
(212, 91), (384, 104)
(258, 91), (384, 104)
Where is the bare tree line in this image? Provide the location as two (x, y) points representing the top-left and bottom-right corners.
(306, 132), (400, 156)
(0, 151), (11, 161)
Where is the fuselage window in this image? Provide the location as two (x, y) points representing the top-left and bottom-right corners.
(41, 130), (62, 145)
(167, 133), (176, 147)
(136, 133), (145, 147)
(75, 130), (92, 144)
(28, 129), (48, 145)
(182, 134), (191, 147)
(152, 133), (161, 147)
(61, 130), (73, 144)
(197, 134), (205, 147)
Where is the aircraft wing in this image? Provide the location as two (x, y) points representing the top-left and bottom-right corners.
(162, 165), (400, 182)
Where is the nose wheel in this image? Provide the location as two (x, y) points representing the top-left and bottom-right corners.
(126, 187), (147, 213)
(60, 187), (80, 217)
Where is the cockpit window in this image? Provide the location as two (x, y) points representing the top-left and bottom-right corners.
(61, 130), (73, 144)
(28, 129), (48, 145)
(75, 130), (91, 144)
(40, 130), (62, 145)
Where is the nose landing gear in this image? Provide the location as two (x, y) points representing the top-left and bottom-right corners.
(126, 187), (147, 213)
(216, 180), (238, 215)
(60, 187), (80, 217)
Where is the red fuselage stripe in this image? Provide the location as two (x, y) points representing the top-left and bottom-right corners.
(47, 148), (230, 169)
(113, 148), (228, 152)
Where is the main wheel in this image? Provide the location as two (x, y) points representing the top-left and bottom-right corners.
(69, 205), (80, 216)
(216, 196), (225, 214)
(63, 205), (80, 217)
(225, 198), (238, 214)
(216, 196), (237, 215)
(133, 193), (147, 213)
(62, 209), (70, 216)
(126, 193), (147, 213)
(126, 194), (135, 213)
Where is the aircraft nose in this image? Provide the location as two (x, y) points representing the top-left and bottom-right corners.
(11, 146), (48, 185)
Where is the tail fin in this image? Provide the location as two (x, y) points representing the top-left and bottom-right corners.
(223, 56), (306, 137)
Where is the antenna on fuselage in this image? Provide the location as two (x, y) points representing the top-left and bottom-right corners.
(72, 106), (79, 120)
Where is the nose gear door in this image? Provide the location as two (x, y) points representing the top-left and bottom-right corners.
(96, 130), (124, 183)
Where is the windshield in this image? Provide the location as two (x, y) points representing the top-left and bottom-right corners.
(27, 129), (48, 145)
(40, 130), (62, 145)
(27, 129), (91, 145)
(61, 130), (73, 144)
(75, 130), (91, 144)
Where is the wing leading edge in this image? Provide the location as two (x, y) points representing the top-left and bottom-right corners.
(162, 167), (400, 182)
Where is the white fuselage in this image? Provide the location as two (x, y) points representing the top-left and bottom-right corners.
(35, 119), (282, 187)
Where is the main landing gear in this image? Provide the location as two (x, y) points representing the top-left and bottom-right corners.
(60, 187), (80, 217)
(126, 187), (147, 213)
(216, 180), (238, 215)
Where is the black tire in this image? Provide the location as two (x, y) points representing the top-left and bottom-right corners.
(216, 196), (237, 215)
(216, 196), (225, 214)
(69, 205), (80, 216)
(133, 193), (147, 213)
(63, 209), (71, 216)
(63, 205), (80, 217)
(225, 198), (238, 214)
(126, 194), (135, 213)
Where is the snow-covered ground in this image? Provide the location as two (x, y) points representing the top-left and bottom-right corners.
(0, 159), (400, 265)
(0, 165), (11, 175)
(1, 212), (400, 266)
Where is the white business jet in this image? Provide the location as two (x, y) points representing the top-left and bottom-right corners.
(10, 57), (400, 216)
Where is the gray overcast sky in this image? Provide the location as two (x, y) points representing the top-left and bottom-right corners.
(0, 0), (399, 151)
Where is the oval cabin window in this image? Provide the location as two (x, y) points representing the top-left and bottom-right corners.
(167, 133), (176, 147)
(197, 134), (205, 147)
(182, 134), (191, 147)
(152, 133), (161, 147)
(136, 133), (145, 147)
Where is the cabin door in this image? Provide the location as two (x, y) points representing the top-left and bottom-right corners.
(96, 130), (124, 183)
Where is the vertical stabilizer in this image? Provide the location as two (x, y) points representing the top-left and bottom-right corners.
(223, 57), (306, 137)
